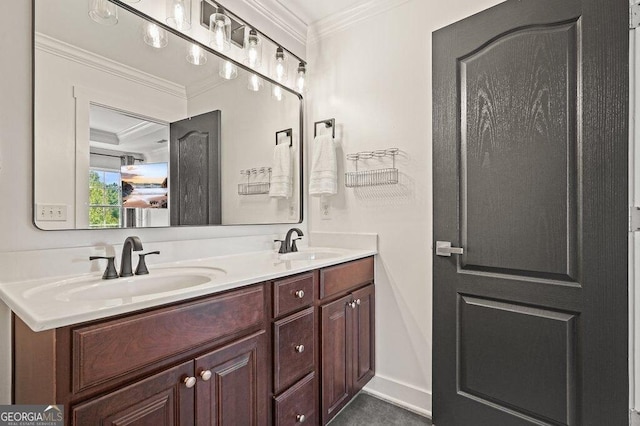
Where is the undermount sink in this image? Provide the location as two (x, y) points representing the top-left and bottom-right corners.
(279, 249), (344, 261)
(23, 266), (226, 302)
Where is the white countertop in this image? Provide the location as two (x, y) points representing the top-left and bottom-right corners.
(0, 247), (376, 332)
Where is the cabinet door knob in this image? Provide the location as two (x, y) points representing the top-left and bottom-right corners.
(356, 298), (361, 305)
(200, 370), (212, 381)
(183, 376), (197, 388)
(295, 290), (305, 298)
(296, 414), (306, 423)
(295, 344), (305, 353)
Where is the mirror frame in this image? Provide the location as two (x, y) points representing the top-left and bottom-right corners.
(32, 0), (304, 230)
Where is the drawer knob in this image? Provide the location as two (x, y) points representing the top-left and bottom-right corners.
(183, 376), (197, 388)
(295, 344), (305, 353)
(200, 370), (212, 381)
(296, 414), (306, 423)
(295, 290), (305, 298)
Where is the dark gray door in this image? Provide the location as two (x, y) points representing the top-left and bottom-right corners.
(169, 110), (221, 226)
(432, 0), (628, 424)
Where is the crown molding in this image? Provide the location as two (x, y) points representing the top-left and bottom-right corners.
(185, 75), (231, 99)
(307, 0), (411, 44)
(35, 33), (187, 99)
(240, 0), (307, 45)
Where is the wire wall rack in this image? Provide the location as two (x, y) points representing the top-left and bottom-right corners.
(345, 148), (399, 188)
(238, 167), (272, 195)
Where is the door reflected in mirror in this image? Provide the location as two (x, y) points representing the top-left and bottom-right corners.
(34, 0), (302, 230)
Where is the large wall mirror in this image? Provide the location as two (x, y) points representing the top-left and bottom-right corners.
(34, 0), (302, 230)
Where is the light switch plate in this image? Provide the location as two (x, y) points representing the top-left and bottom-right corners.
(36, 204), (68, 221)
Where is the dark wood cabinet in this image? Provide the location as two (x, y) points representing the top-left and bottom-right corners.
(14, 284), (269, 426)
(351, 284), (375, 393)
(13, 257), (375, 426)
(72, 360), (195, 425)
(320, 294), (353, 423)
(319, 257), (375, 425)
(195, 331), (268, 426)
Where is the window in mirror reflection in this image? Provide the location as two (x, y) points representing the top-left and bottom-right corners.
(89, 169), (122, 228)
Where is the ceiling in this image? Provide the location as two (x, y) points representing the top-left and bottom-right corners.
(275, 0), (368, 25)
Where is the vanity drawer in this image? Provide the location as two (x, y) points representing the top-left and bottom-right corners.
(273, 307), (315, 393)
(72, 284), (265, 393)
(320, 257), (374, 300)
(274, 372), (316, 426)
(273, 272), (315, 318)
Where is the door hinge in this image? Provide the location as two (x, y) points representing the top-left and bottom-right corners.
(631, 206), (640, 232)
(631, 2), (640, 29)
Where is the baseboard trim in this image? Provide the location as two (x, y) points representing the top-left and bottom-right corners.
(362, 374), (432, 418)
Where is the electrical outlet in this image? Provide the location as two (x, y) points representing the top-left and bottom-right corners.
(36, 204), (67, 221)
(288, 203), (297, 220)
(320, 198), (331, 220)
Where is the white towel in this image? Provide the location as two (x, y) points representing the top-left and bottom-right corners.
(269, 141), (292, 198)
(309, 134), (337, 196)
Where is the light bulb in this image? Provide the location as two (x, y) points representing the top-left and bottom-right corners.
(209, 12), (231, 52)
(247, 74), (262, 91)
(296, 63), (306, 93)
(144, 23), (168, 48)
(272, 47), (288, 83)
(219, 60), (238, 80)
(186, 44), (206, 65)
(272, 85), (283, 101)
(166, 0), (191, 30)
(245, 29), (262, 69)
(89, 0), (118, 26)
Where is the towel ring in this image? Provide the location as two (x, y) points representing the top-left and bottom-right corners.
(314, 118), (335, 138)
(275, 128), (293, 146)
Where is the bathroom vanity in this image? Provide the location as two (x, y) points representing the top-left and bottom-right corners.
(8, 253), (375, 425)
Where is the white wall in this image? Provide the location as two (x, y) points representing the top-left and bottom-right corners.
(188, 76), (301, 225)
(306, 0), (503, 415)
(0, 0), (306, 404)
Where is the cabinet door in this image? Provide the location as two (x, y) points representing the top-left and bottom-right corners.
(320, 294), (353, 424)
(351, 284), (375, 393)
(195, 331), (268, 426)
(72, 360), (195, 425)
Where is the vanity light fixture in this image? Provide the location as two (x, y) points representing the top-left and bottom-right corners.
(88, 0), (118, 26)
(247, 73), (263, 92)
(219, 60), (238, 79)
(245, 29), (262, 69)
(143, 22), (169, 48)
(166, 0), (192, 31)
(296, 62), (307, 93)
(186, 43), (206, 65)
(209, 8), (231, 51)
(271, 47), (288, 83)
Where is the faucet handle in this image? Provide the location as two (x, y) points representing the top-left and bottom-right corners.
(291, 237), (303, 253)
(89, 256), (119, 280)
(135, 251), (160, 275)
(274, 239), (287, 254)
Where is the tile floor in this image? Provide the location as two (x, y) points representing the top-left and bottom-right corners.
(329, 393), (432, 425)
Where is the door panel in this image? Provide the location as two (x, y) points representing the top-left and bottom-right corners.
(433, 0), (628, 424)
(459, 296), (576, 425)
(169, 110), (221, 226)
(460, 21), (578, 281)
(320, 294), (352, 424)
(72, 360), (194, 426)
(352, 284), (375, 393)
(195, 331), (267, 426)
